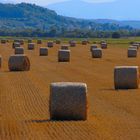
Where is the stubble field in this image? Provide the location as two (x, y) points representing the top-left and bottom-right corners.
(0, 40), (140, 140)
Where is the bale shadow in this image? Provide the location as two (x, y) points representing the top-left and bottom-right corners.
(25, 119), (87, 124)
(4, 70), (29, 73)
(100, 88), (134, 91)
(99, 88), (115, 91)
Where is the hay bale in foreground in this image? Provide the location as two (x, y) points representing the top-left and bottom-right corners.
(8, 55), (30, 71)
(15, 47), (24, 54)
(61, 45), (69, 50)
(12, 42), (20, 49)
(50, 82), (87, 120)
(28, 43), (35, 50)
(90, 44), (98, 52)
(128, 48), (137, 57)
(47, 42), (54, 48)
(101, 42), (107, 49)
(92, 48), (102, 58)
(58, 49), (70, 62)
(0, 55), (2, 68)
(40, 47), (48, 56)
(114, 66), (139, 89)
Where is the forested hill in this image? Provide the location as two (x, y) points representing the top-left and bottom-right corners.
(0, 3), (133, 31)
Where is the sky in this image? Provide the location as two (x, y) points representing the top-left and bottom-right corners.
(0, 0), (119, 5)
(1, 0), (140, 20)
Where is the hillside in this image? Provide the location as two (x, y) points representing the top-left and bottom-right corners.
(0, 3), (133, 31)
(94, 19), (140, 29)
(47, 0), (140, 29)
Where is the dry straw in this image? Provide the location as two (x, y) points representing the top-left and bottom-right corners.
(0, 55), (2, 68)
(55, 39), (61, 44)
(69, 40), (76, 47)
(28, 39), (32, 43)
(129, 46), (138, 50)
(92, 48), (102, 58)
(12, 42), (20, 49)
(37, 40), (42, 44)
(49, 82), (88, 120)
(14, 39), (24, 45)
(101, 42), (107, 49)
(90, 44), (98, 52)
(8, 54), (30, 71)
(19, 39), (24, 45)
(58, 49), (70, 62)
(82, 40), (88, 45)
(40, 47), (48, 56)
(15, 47), (24, 55)
(28, 43), (35, 50)
(1, 39), (6, 44)
(128, 48), (137, 57)
(47, 41), (54, 48)
(114, 66), (139, 89)
(61, 44), (69, 50)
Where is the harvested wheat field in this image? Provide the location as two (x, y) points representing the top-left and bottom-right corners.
(0, 40), (140, 140)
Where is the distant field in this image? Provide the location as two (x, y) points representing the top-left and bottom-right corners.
(1, 40), (140, 140)
(1, 36), (140, 44)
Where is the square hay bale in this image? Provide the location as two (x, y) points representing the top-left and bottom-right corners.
(15, 47), (24, 55)
(8, 54), (30, 71)
(50, 82), (87, 120)
(114, 66), (139, 89)
(28, 43), (35, 50)
(12, 42), (20, 49)
(0, 55), (2, 68)
(40, 47), (48, 56)
(37, 40), (42, 44)
(101, 42), (107, 49)
(47, 42), (54, 48)
(128, 48), (137, 57)
(58, 50), (70, 62)
(92, 48), (102, 58)
(61, 45), (69, 50)
(90, 44), (98, 52)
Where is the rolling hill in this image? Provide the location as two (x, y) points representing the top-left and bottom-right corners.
(0, 3), (134, 31)
(47, 0), (140, 29)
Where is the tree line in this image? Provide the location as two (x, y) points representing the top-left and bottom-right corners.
(0, 28), (140, 38)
